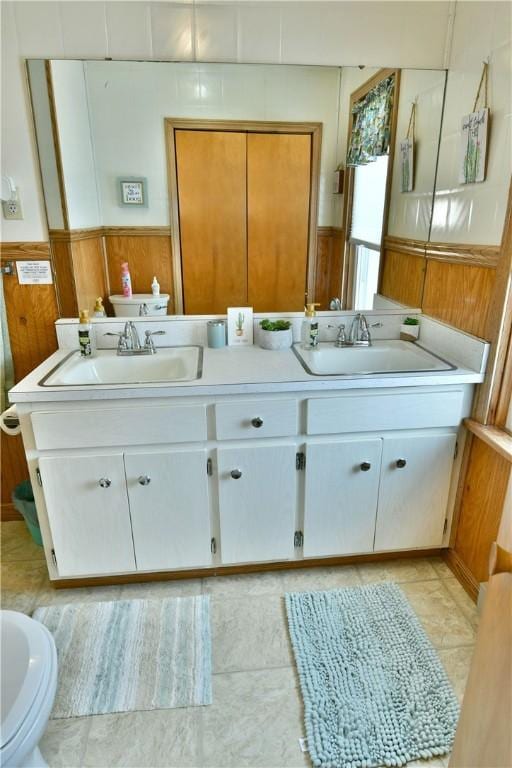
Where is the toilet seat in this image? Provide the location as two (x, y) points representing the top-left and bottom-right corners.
(1, 611), (58, 767)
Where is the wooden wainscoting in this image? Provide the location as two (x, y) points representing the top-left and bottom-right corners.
(103, 227), (173, 302)
(380, 240), (426, 308)
(381, 235), (500, 340)
(1, 243), (59, 519)
(448, 433), (511, 594)
(50, 229), (108, 316)
(422, 259), (497, 340)
(315, 227), (344, 309)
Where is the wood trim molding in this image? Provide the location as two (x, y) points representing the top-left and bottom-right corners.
(384, 235), (501, 267)
(44, 61), (69, 229)
(165, 118), (323, 314)
(425, 241), (500, 268)
(317, 226), (343, 238)
(442, 548), (480, 603)
(1, 242), (51, 259)
(464, 419), (512, 463)
(103, 226), (171, 238)
(383, 235), (427, 257)
(52, 547), (442, 588)
(49, 228), (104, 242)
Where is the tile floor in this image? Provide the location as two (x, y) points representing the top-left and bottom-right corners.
(1, 521), (479, 768)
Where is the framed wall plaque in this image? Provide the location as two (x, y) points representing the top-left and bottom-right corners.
(118, 177), (148, 206)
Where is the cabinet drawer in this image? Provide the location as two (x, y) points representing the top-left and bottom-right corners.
(215, 399), (298, 440)
(307, 390), (464, 435)
(32, 404), (207, 449)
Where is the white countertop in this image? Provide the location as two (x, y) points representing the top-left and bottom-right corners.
(8, 343), (486, 403)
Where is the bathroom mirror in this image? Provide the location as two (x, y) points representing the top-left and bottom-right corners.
(27, 60), (446, 317)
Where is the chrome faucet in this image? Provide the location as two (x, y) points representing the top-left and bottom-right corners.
(104, 322), (166, 355)
(335, 313), (372, 347)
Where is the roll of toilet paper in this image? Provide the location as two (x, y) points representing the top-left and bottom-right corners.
(0, 404), (21, 436)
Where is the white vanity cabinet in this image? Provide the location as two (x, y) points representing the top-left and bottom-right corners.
(124, 449), (211, 571)
(25, 381), (470, 582)
(303, 438), (383, 557)
(374, 432), (457, 551)
(216, 443), (297, 564)
(38, 453), (137, 577)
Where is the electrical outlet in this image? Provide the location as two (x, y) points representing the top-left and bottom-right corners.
(2, 197), (23, 220)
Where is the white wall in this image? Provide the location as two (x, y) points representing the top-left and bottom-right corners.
(83, 61), (341, 227)
(3, 1), (510, 248)
(431, 1), (512, 245)
(1, 0), (452, 243)
(51, 60), (101, 229)
(387, 69), (447, 241)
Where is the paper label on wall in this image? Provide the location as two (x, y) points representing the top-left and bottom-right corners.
(227, 307), (253, 346)
(16, 260), (53, 285)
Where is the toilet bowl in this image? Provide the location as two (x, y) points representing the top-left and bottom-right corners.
(0, 611), (58, 768)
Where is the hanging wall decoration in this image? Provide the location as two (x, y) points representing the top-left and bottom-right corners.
(459, 61), (490, 184)
(400, 102), (416, 192)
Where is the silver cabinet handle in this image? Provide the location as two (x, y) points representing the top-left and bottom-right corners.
(99, 478), (111, 488)
(251, 417), (263, 428)
(230, 469), (242, 479)
(396, 458), (407, 469)
(138, 475), (151, 485)
(360, 462), (371, 472)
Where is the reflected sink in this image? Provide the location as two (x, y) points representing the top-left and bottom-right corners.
(293, 340), (455, 376)
(39, 347), (203, 386)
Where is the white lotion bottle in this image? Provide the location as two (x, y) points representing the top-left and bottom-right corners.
(151, 276), (160, 296)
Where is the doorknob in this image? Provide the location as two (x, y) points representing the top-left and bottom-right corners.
(396, 458), (407, 468)
(230, 469), (242, 479)
(98, 478), (111, 488)
(138, 475), (151, 485)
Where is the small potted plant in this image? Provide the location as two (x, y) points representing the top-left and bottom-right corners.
(400, 316), (420, 342)
(258, 319), (293, 350)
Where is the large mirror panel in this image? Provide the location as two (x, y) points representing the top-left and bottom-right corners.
(27, 60), (446, 317)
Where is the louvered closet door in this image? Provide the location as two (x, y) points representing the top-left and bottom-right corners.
(247, 133), (312, 311)
(176, 130), (247, 314)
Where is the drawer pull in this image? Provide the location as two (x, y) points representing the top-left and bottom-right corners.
(138, 475), (151, 486)
(230, 469), (242, 480)
(360, 462), (371, 472)
(251, 417), (264, 428)
(396, 458), (407, 469)
(98, 478), (111, 488)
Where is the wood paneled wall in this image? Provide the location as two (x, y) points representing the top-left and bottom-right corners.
(380, 235), (500, 339)
(315, 227), (344, 310)
(1, 244), (59, 516)
(453, 436), (511, 584)
(50, 230), (108, 316)
(104, 231), (173, 305)
(380, 248), (426, 308)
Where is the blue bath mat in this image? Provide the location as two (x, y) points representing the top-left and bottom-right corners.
(34, 596), (211, 718)
(285, 583), (459, 768)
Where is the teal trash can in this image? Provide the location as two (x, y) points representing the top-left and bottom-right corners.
(12, 480), (43, 546)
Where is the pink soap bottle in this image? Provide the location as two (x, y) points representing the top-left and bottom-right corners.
(121, 262), (132, 298)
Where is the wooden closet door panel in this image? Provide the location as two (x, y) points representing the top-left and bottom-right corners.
(247, 133), (311, 312)
(175, 130), (247, 314)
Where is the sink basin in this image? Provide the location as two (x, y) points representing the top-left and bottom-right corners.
(39, 347), (203, 386)
(293, 340), (455, 376)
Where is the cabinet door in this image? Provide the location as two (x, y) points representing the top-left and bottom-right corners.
(247, 133), (311, 311)
(176, 129), (248, 314)
(217, 444), (297, 564)
(304, 439), (382, 557)
(39, 454), (136, 577)
(374, 433), (456, 551)
(125, 449), (211, 571)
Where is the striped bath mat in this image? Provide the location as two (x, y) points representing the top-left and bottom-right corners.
(286, 583), (459, 768)
(33, 596), (212, 718)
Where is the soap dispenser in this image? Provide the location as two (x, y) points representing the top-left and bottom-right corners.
(78, 309), (93, 357)
(301, 303), (321, 349)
